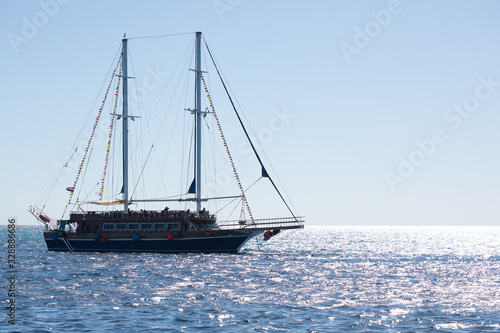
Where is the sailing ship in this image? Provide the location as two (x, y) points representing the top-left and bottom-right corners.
(30, 32), (304, 253)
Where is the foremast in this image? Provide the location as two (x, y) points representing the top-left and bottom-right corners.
(119, 36), (139, 211)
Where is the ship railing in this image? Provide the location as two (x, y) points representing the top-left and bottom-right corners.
(69, 210), (214, 219)
(218, 216), (305, 230)
(97, 229), (179, 234)
(29, 205), (58, 231)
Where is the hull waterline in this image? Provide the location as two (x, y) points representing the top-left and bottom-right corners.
(44, 231), (261, 253)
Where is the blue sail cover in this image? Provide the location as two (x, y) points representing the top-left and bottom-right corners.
(188, 179), (196, 194)
(262, 166), (269, 178)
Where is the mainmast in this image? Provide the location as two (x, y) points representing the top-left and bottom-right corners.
(194, 31), (202, 213)
(122, 36), (129, 212)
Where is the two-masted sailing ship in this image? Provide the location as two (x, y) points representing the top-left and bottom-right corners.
(30, 32), (304, 253)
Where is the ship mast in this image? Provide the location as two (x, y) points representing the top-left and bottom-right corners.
(194, 31), (203, 213)
(122, 36), (129, 212)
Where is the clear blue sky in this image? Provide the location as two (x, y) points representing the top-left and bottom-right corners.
(2, 0), (500, 226)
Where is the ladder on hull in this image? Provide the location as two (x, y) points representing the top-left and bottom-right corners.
(61, 237), (74, 252)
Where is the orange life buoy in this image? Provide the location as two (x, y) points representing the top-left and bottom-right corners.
(263, 231), (271, 240)
(167, 233), (174, 241)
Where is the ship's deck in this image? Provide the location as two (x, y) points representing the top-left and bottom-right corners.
(218, 216), (305, 230)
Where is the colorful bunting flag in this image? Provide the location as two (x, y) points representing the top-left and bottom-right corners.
(200, 73), (254, 222)
(67, 54), (123, 204)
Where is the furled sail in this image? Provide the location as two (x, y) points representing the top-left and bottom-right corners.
(188, 179), (196, 194)
(76, 200), (132, 206)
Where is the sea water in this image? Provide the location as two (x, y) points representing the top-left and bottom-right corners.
(1, 225), (500, 332)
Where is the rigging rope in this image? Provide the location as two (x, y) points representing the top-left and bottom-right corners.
(203, 40), (297, 219)
(99, 60), (123, 200)
(127, 32), (196, 40)
(66, 55), (122, 205)
(200, 73), (254, 222)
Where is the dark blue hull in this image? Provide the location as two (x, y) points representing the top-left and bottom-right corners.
(45, 232), (260, 253)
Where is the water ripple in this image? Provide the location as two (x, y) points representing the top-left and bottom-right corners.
(1, 226), (500, 332)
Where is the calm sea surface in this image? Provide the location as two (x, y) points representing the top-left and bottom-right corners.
(1, 225), (500, 332)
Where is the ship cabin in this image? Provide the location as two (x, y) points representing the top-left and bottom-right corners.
(68, 208), (218, 234)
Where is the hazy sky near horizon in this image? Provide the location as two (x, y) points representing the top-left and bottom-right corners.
(2, 0), (500, 226)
